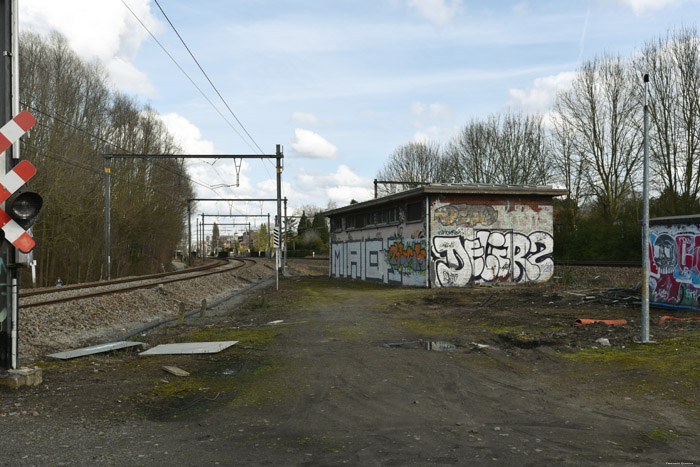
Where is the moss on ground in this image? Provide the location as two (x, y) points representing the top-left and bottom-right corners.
(560, 334), (700, 403)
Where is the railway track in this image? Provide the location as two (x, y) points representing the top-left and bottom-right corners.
(20, 258), (257, 308)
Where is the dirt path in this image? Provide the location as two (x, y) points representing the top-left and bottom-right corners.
(1, 271), (698, 466)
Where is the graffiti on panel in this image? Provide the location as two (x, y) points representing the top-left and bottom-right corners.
(330, 237), (427, 286)
(431, 230), (554, 287)
(434, 204), (498, 228)
(499, 204), (552, 232)
(649, 227), (700, 310)
(387, 239), (427, 274)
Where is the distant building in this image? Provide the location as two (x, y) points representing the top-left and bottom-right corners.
(323, 184), (567, 288)
(648, 214), (700, 311)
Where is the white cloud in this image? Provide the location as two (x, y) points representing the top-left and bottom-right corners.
(512, 2), (530, 16)
(20, 0), (162, 95)
(295, 165), (373, 206)
(407, 0), (464, 26)
(507, 71), (578, 113)
(290, 128), (338, 159)
(157, 113), (216, 155)
(615, 0), (680, 15)
(410, 101), (456, 143)
(290, 112), (319, 125)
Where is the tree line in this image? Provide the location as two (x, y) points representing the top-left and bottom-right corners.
(376, 26), (700, 261)
(18, 32), (194, 286)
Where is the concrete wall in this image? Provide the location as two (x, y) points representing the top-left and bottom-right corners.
(649, 223), (700, 310)
(330, 214), (427, 286)
(429, 195), (554, 287)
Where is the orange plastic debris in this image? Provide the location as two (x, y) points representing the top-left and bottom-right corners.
(658, 316), (700, 326)
(575, 319), (628, 326)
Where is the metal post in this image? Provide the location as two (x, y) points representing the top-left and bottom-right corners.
(201, 213), (205, 264)
(374, 179), (378, 199)
(276, 145), (283, 276)
(248, 222), (252, 254)
(642, 73), (651, 343)
(0, 0), (12, 369)
(195, 217), (199, 262)
(104, 154), (111, 280)
(10, 277), (16, 368)
(284, 197), (288, 267)
(187, 199), (192, 265)
(267, 213), (270, 257)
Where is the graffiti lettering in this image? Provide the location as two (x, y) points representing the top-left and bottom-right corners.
(434, 204), (497, 228)
(330, 238), (427, 286)
(431, 231), (554, 287)
(387, 240), (427, 274)
(649, 226), (700, 310)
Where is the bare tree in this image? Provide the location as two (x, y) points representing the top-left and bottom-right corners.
(19, 31), (194, 286)
(445, 111), (550, 185)
(375, 141), (449, 196)
(553, 55), (642, 219)
(633, 26), (700, 215)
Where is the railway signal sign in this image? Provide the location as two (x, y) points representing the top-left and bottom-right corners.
(273, 226), (281, 249)
(0, 111), (41, 253)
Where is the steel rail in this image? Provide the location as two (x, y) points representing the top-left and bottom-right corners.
(20, 258), (229, 298)
(20, 258), (257, 308)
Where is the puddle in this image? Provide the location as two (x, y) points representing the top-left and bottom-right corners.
(384, 340), (457, 351)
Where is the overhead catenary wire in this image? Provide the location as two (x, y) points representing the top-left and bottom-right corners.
(120, 0), (258, 155)
(152, 0), (265, 156)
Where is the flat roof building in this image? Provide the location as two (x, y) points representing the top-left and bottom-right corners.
(323, 184), (567, 288)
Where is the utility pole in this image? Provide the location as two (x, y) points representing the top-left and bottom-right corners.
(103, 152), (111, 280)
(641, 73), (651, 343)
(283, 197), (288, 267)
(276, 145), (283, 275)
(0, 0), (16, 369)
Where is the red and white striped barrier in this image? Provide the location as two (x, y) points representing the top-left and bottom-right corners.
(0, 110), (36, 154)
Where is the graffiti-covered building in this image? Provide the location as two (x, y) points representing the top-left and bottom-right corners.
(323, 184), (567, 288)
(649, 214), (700, 311)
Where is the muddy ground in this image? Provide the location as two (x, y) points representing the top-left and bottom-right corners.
(1, 261), (699, 466)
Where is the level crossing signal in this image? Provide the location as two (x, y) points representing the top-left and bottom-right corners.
(0, 111), (42, 253)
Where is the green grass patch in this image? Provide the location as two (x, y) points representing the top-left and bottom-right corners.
(400, 318), (462, 336)
(641, 428), (679, 443)
(560, 334), (700, 400)
(188, 326), (280, 348)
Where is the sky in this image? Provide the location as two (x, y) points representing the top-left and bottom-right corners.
(17, 0), (700, 231)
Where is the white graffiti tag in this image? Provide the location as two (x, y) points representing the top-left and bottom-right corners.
(431, 231), (554, 287)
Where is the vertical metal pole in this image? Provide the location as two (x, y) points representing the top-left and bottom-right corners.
(248, 222), (252, 254)
(196, 217), (199, 261)
(187, 199), (192, 265)
(284, 197), (288, 267)
(267, 213), (270, 257)
(201, 213), (205, 264)
(104, 155), (111, 281)
(642, 73), (651, 343)
(10, 277), (16, 368)
(276, 145), (283, 276)
(374, 179), (378, 199)
(0, 0), (12, 369)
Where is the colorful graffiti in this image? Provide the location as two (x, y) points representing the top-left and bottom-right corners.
(332, 237), (427, 286)
(434, 204), (497, 227)
(431, 231), (554, 287)
(649, 226), (700, 310)
(387, 240), (427, 274)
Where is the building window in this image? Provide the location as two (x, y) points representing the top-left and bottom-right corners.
(406, 202), (422, 222)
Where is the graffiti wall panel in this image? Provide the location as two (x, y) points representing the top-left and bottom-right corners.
(329, 237), (428, 286)
(430, 199), (554, 287)
(364, 239), (384, 282)
(649, 224), (700, 310)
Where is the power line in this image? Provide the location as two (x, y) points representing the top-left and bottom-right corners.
(153, 0), (265, 155)
(120, 0), (258, 154)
